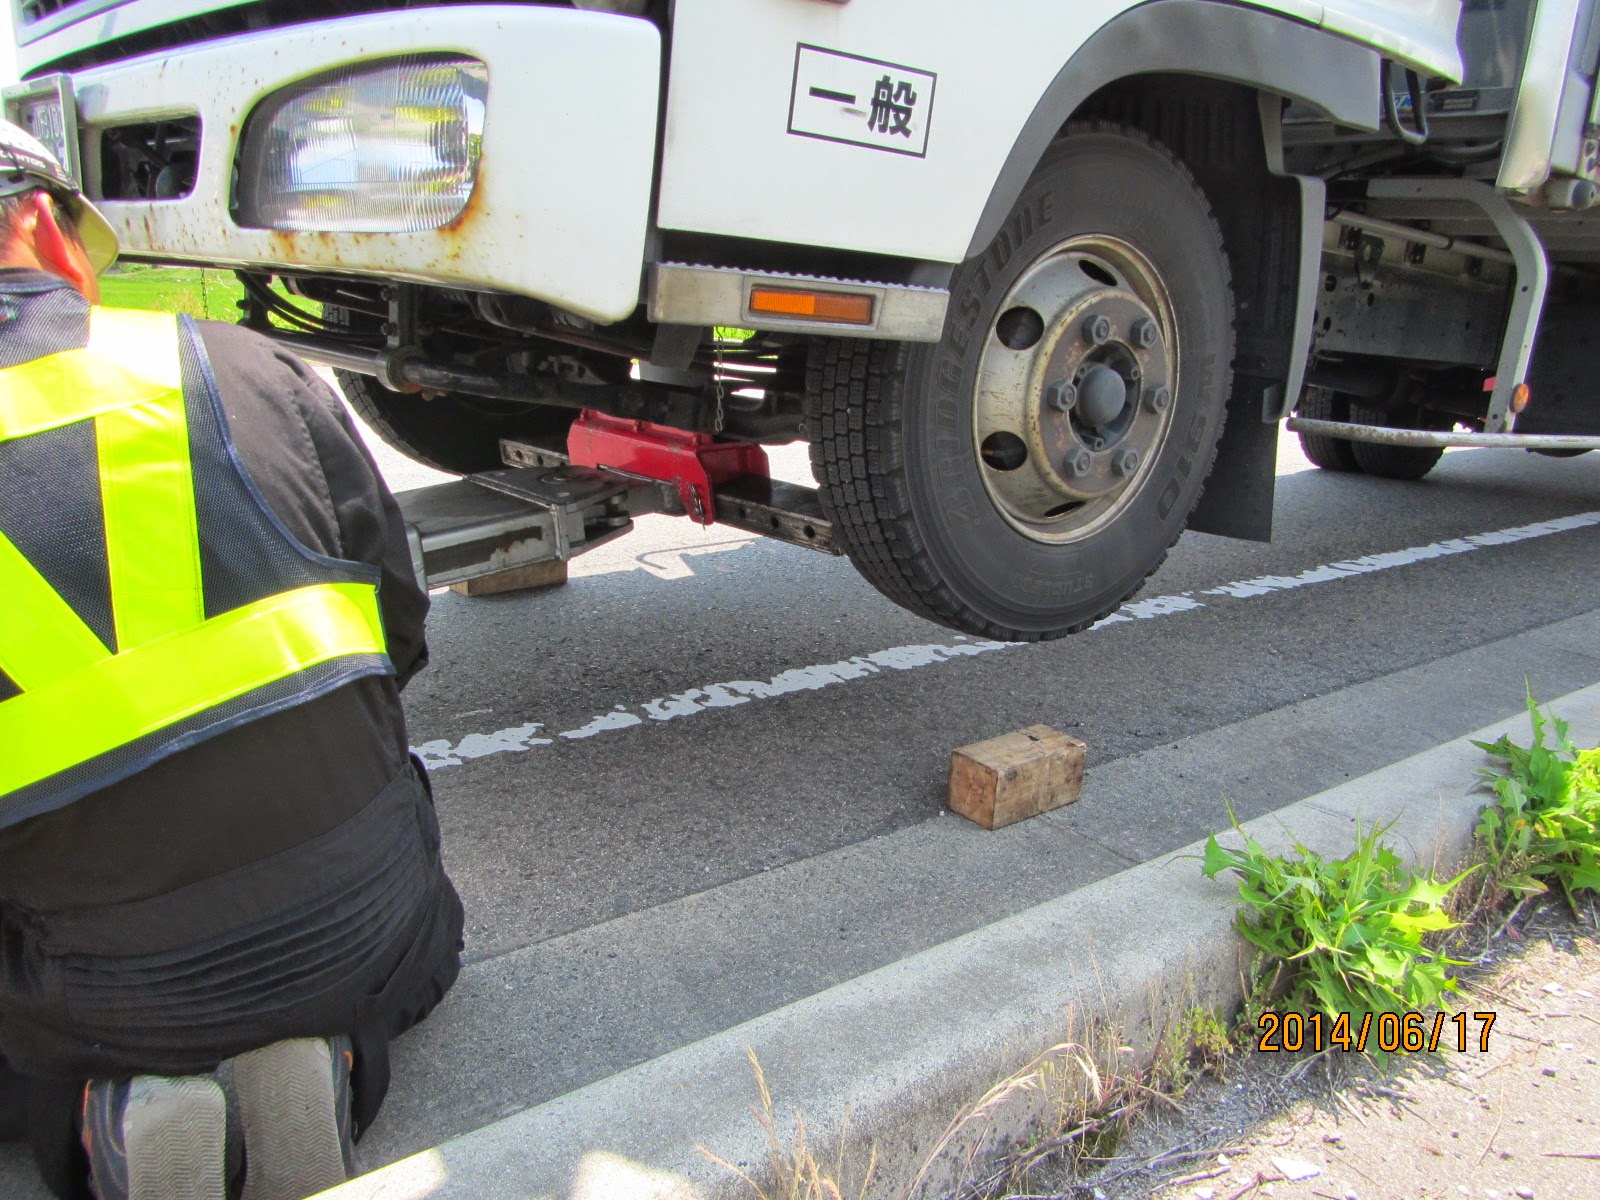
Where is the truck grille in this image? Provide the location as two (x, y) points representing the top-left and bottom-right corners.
(20, 0), (88, 24)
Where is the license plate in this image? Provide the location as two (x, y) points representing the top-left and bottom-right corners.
(2, 75), (82, 187)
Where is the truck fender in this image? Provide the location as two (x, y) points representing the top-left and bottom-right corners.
(967, 0), (1378, 258)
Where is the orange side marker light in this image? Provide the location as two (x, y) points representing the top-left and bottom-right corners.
(749, 287), (875, 326)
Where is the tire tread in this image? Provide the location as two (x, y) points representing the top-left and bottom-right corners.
(1295, 388), (1362, 472)
(1347, 403), (1445, 480)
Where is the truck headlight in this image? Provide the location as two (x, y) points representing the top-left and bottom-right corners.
(234, 56), (487, 233)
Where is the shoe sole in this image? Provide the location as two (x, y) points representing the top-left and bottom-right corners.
(233, 1039), (350, 1200)
(122, 1076), (228, 1200)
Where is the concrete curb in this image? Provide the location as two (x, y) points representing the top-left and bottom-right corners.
(323, 684), (1600, 1200)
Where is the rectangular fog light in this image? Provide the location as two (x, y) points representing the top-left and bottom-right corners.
(234, 55), (487, 233)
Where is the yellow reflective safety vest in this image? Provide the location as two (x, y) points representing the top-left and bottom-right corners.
(0, 305), (392, 828)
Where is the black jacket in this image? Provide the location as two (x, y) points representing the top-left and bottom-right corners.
(0, 274), (461, 1082)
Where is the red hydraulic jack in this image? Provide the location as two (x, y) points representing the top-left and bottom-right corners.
(398, 410), (836, 594)
(565, 409), (769, 525)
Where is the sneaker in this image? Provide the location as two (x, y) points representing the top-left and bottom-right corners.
(232, 1036), (356, 1200)
(82, 1074), (229, 1200)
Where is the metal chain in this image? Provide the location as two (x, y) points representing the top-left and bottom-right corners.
(712, 338), (726, 434)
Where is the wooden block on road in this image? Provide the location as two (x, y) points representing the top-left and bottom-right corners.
(450, 558), (569, 597)
(948, 725), (1086, 830)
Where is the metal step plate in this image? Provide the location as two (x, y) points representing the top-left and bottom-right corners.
(396, 466), (644, 590)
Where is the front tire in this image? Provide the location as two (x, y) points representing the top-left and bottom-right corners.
(324, 302), (575, 475)
(808, 124), (1234, 640)
(334, 369), (574, 476)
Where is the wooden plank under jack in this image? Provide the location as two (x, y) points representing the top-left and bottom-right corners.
(948, 725), (1087, 830)
(450, 558), (569, 597)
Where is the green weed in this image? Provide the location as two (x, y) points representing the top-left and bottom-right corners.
(1473, 689), (1600, 913)
(1199, 808), (1471, 1024)
(1153, 1005), (1231, 1090)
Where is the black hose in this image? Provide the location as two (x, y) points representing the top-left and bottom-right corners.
(238, 273), (346, 335)
(1423, 140), (1504, 166)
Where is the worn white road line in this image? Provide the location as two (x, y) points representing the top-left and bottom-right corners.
(412, 510), (1600, 769)
(573, 537), (756, 581)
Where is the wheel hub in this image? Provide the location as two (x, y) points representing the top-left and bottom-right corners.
(1076, 364), (1126, 428)
(973, 237), (1177, 542)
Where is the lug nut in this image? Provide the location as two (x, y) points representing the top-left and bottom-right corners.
(1114, 449), (1141, 477)
(1145, 385), (1172, 414)
(1132, 318), (1159, 349)
(1065, 448), (1093, 477)
(1083, 314), (1113, 345)
(1045, 380), (1078, 412)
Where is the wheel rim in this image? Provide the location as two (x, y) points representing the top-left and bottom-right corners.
(972, 235), (1178, 543)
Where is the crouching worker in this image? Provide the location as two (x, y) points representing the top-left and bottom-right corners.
(0, 121), (464, 1200)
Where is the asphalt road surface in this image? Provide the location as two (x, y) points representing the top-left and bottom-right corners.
(4, 404), (1599, 1196)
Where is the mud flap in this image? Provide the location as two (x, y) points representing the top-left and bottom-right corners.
(1187, 381), (1280, 543)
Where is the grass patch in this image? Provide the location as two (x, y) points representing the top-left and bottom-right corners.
(98, 264), (322, 331)
(711, 1001), (1234, 1200)
(98, 265), (245, 320)
(700, 1050), (878, 1200)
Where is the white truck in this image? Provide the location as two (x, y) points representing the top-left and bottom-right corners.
(7, 0), (1597, 639)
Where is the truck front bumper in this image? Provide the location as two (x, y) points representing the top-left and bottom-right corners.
(57, 5), (660, 322)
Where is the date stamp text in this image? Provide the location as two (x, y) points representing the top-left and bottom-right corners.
(1256, 1011), (1497, 1054)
